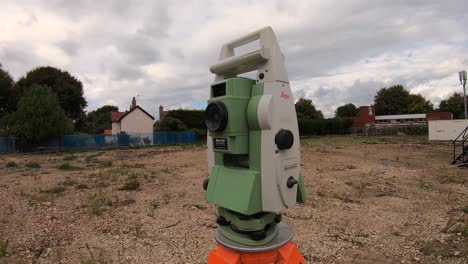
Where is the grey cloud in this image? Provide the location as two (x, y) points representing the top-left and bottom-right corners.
(1, 0), (467, 116)
(56, 39), (80, 56)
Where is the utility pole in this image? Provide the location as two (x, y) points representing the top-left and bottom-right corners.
(459, 70), (467, 119)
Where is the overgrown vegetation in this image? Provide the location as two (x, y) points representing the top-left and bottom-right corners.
(5, 161), (17, 168)
(0, 239), (8, 257)
(57, 163), (83, 171)
(42, 185), (65, 194)
(87, 193), (113, 216)
(25, 161), (41, 169)
(120, 173), (140, 191)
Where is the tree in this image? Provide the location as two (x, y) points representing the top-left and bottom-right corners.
(408, 94), (433, 114)
(295, 98), (323, 119)
(374, 85), (411, 115)
(0, 65), (15, 118)
(80, 105), (119, 134)
(14, 66), (87, 120)
(335, 103), (358, 118)
(438, 92), (465, 119)
(157, 117), (187, 131)
(5, 85), (72, 144)
(165, 109), (205, 130)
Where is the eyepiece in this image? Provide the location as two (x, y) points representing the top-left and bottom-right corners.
(205, 102), (228, 132)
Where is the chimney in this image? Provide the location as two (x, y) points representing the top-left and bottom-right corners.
(131, 97), (136, 109)
(159, 105), (165, 121)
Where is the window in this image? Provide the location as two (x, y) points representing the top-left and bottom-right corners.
(418, 118), (425, 123)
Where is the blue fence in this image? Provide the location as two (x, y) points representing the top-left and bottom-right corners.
(0, 131), (196, 153)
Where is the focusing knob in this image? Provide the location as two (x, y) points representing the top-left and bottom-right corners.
(287, 176), (298, 188)
(203, 178), (209, 190)
(275, 129), (294, 150)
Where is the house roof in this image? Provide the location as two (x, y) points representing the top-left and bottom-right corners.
(111, 105), (155, 122)
(111, 111), (127, 122)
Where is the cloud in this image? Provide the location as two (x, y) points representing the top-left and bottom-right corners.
(0, 0), (466, 118)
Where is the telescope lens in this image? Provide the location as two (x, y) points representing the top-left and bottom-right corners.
(205, 102), (228, 132)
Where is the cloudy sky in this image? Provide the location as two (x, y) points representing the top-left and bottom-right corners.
(1, 0), (467, 118)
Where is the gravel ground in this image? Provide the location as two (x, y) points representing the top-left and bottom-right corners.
(0, 136), (466, 264)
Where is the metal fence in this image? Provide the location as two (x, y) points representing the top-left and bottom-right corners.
(0, 131), (196, 153)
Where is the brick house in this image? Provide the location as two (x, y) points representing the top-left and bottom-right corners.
(352, 106), (453, 130)
(110, 97), (155, 134)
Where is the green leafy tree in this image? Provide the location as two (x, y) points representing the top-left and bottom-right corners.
(408, 94), (433, 114)
(157, 116), (187, 131)
(0, 65), (15, 118)
(295, 98), (324, 119)
(14, 66), (87, 120)
(165, 109), (205, 130)
(5, 85), (73, 144)
(374, 85), (411, 115)
(80, 105), (119, 134)
(335, 103), (358, 118)
(438, 92), (465, 119)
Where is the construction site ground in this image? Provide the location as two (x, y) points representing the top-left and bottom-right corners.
(0, 136), (467, 264)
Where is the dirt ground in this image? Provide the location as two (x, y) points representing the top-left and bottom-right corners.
(0, 136), (467, 264)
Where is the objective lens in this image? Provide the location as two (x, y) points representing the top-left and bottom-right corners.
(205, 102), (228, 132)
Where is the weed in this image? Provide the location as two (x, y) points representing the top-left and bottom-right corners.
(88, 193), (113, 216)
(418, 179), (434, 191)
(80, 260), (97, 264)
(5, 161), (17, 168)
(28, 193), (52, 206)
(133, 223), (143, 238)
(98, 160), (113, 168)
(121, 163), (145, 169)
(120, 178), (140, 191)
(0, 239), (8, 257)
(25, 162), (41, 169)
(57, 163), (83, 171)
(42, 186), (65, 194)
(76, 183), (89, 190)
(85, 152), (104, 163)
(62, 179), (78, 186)
(63, 155), (76, 161)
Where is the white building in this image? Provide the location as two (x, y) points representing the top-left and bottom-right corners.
(111, 97), (155, 134)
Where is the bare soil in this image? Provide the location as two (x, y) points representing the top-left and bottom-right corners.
(0, 136), (467, 264)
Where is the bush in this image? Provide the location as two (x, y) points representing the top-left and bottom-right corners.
(298, 118), (353, 135)
(5, 161), (17, 168)
(25, 162), (41, 169)
(165, 109), (205, 130)
(157, 116), (188, 131)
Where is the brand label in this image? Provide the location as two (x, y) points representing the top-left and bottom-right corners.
(280, 91), (290, 99)
(214, 138), (228, 150)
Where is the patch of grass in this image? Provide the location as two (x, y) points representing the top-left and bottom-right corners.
(76, 183), (89, 190)
(121, 163), (145, 169)
(28, 193), (52, 206)
(0, 239), (8, 257)
(62, 179), (78, 186)
(5, 161), (17, 168)
(25, 162), (41, 169)
(120, 174), (140, 191)
(57, 163), (83, 171)
(63, 155), (76, 161)
(41, 186), (65, 194)
(133, 223), (143, 238)
(80, 260), (97, 264)
(418, 179), (434, 191)
(85, 152), (105, 163)
(96, 160), (113, 168)
(88, 193), (113, 216)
